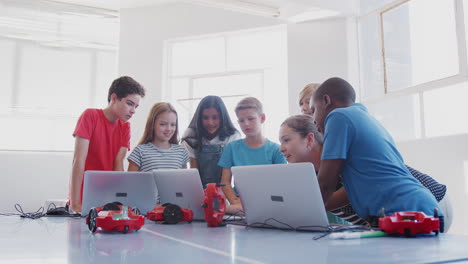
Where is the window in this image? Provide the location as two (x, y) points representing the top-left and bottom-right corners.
(0, 1), (119, 151)
(382, 0), (459, 92)
(165, 26), (288, 142)
(359, 0), (468, 141)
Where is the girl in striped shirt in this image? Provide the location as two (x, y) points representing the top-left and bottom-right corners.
(128, 102), (189, 171)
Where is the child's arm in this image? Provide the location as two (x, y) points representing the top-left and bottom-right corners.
(317, 159), (345, 205)
(127, 160), (140, 171)
(221, 168), (241, 204)
(113, 147), (127, 171)
(189, 158), (198, 169)
(325, 187), (349, 211)
(70, 136), (90, 213)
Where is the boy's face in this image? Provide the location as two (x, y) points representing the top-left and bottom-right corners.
(111, 93), (141, 122)
(153, 111), (177, 143)
(312, 96), (328, 134)
(236, 108), (265, 137)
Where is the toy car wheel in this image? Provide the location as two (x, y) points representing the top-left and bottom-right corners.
(88, 208), (98, 233)
(163, 204), (183, 224)
(132, 207), (141, 215)
(123, 225), (129, 233)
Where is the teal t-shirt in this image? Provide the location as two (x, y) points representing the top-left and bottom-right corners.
(218, 139), (286, 168)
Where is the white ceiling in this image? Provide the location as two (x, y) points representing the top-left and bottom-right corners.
(50, 0), (359, 18)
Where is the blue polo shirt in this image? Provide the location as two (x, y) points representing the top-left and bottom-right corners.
(218, 139), (286, 168)
(321, 103), (441, 219)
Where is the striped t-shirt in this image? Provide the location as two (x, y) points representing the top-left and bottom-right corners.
(127, 143), (189, 172)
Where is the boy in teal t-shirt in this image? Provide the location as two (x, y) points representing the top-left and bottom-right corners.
(218, 97), (286, 214)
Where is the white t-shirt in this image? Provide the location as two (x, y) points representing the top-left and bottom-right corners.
(182, 128), (242, 158)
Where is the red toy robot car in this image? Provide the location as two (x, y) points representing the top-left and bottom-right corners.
(86, 202), (145, 233)
(146, 203), (193, 224)
(379, 209), (441, 237)
(202, 183), (226, 227)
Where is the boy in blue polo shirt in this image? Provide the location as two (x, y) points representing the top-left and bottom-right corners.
(311, 77), (442, 226)
(218, 97), (286, 214)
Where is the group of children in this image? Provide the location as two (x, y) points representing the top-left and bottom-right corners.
(69, 76), (451, 232)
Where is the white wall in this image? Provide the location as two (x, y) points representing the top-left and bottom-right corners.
(287, 18), (352, 115)
(0, 151), (72, 212)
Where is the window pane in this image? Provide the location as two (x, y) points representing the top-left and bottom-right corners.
(95, 51), (118, 109)
(226, 28), (286, 71)
(193, 73), (263, 132)
(424, 83), (468, 138)
(359, 14), (385, 100)
(382, 0), (458, 92)
(193, 73), (262, 98)
(0, 38), (15, 108)
(171, 37), (225, 76)
(2, 116), (54, 151)
(171, 78), (191, 133)
(17, 43), (92, 112)
(367, 95), (421, 142)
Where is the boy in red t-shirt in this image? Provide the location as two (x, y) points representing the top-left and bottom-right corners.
(69, 76), (145, 213)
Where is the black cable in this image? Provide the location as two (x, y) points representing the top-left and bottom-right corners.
(0, 204), (47, 219)
(223, 212), (377, 239)
(0, 203), (80, 219)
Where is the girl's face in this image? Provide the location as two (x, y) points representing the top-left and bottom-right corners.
(201, 107), (220, 136)
(279, 125), (311, 163)
(153, 111), (177, 143)
(237, 109), (265, 137)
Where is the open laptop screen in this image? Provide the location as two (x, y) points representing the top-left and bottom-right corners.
(232, 163), (329, 230)
(153, 168), (205, 220)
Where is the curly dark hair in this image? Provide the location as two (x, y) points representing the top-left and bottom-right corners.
(107, 76), (145, 103)
(182, 95), (238, 150)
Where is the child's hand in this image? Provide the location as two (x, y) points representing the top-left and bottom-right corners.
(226, 203), (244, 216)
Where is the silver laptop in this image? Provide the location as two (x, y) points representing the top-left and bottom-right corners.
(153, 169), (205, 220)
(81, 171), (158, 216)
(232, 163), (329, 231)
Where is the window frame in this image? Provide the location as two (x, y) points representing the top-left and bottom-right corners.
(358, 0), (468, 140)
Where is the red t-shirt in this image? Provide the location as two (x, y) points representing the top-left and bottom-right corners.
(73, 108), (131, 201)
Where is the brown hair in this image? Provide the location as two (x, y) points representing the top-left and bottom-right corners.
(299, 83), (320, 105)
(107, 76), (145, 103)
(138, 102), (179, 145)
(281, 115), (323, 145)
(235, 97), (263, 115)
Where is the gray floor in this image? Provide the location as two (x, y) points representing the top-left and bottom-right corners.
(1, 216), (468, 264)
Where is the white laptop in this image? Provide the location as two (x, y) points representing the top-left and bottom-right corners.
(153, 168), (205, 221)
(81, 171), (158, 216)
(232, 163), (329, 231)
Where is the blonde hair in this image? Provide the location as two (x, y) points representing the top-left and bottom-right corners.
(281, 115), (323, 145)
(138, 102), (179, 145)
(235, 97), (263, 115)
(299, 83), (320, 105)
